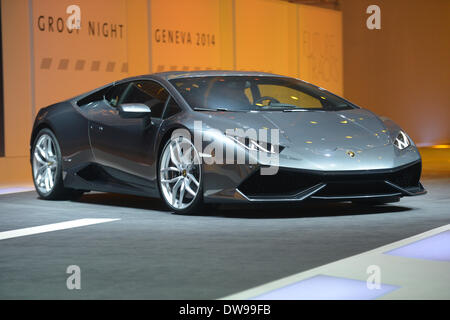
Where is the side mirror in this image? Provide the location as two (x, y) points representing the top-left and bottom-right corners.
(118, 103), (151, 118)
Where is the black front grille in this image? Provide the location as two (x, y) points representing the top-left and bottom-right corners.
(314, 181), (398, 197)
(237, 169), (320, 197)
(385, 162), (421, 188)
(237, 161), (422, 198)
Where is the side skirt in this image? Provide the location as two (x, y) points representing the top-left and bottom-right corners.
(63, 162), (159, 198)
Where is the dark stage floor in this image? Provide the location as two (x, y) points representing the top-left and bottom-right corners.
(0, 172), (449, 299)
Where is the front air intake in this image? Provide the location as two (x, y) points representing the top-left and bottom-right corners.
(237, 168), (320, 197)
(237, 161), (422, 199)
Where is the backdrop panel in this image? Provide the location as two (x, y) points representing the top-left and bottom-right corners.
(0, 0), (346, 183)
(0, 0), (4, 157)
(32, 0), (129, 112)
(150, 0), (222, 72)
(298, 5), (343, 95)
(234, 0), (298, 76)
(342, 0), (450, 145)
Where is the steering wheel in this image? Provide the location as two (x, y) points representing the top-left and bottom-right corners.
(254, 96), (280, 106)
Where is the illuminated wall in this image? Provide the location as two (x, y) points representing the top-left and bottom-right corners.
(32, 0), (129, 112)
(0, 0), (4, 158)
(342, 0), (450, 146)
(299, 5), (343, 95)
(1, 0), (34, 182)
(0, 0), (343, 183)
(150, 0), (222, 72)
(234, 0), (298, 77)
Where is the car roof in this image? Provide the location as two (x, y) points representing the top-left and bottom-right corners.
(146, 70), (289, 81)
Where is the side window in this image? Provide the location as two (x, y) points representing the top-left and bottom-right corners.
(163, 97), (182, 119)
(120, 80), (169, 118)
(104, 83), (129, 108)
(77, 86), (111, 107)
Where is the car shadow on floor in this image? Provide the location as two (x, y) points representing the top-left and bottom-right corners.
(73, 192), (171, 212)
(208, 202), (413, 219)
(73, 192), (413, 219)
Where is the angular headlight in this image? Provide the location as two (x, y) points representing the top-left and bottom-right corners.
(393, 131), (411, 150)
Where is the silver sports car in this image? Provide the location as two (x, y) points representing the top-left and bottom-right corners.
(30, 71), (426, 214)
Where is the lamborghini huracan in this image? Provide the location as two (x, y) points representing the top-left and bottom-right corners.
(30, 71), (426, 214)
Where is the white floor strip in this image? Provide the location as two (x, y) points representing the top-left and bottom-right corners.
(222, 224), (450, 300)
(0, 218), (120, 241)
(0, 186), (35, 195)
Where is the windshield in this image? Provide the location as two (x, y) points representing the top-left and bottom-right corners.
(169, 76), (355, 112)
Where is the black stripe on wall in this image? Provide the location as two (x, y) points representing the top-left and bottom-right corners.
(0, 1), (4, 157)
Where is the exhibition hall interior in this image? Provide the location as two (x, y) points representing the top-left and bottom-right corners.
(0, 0), (449, 301)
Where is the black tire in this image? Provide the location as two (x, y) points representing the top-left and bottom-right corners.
(157, 137), (205, 215)
(31, 128), (84, 200)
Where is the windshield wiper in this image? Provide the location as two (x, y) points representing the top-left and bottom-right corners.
(269, 103), (299, 108)
(258, 104), (309, 111)
(193, 107), (230, 112)
(193, 107), (215, 111)
(191, 107), (248, 112)
(282, 108), (309, 112)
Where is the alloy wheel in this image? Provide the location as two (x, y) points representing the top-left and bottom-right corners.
(33, 134), (58, 194)
(159, 137), (202, 210)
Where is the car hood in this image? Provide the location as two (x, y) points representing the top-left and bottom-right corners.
(197, 108), (388, 147)
(192, 108), (421, 171)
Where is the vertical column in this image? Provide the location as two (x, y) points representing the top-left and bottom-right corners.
(298, 5), (343, 95)
(1, 0), (33, 158)
(0, 0), (5, 157)
(233, 0), (297, 75)
(219, 0), (235, 70)
(126, 0), (150, 76)
(149, 0), (222, 72)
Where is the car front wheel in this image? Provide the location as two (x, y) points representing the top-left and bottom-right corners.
(158, 136), (204, 214)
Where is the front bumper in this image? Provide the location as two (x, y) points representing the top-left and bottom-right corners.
(204, 160), (426, 203)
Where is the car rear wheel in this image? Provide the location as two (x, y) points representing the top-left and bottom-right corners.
(158, 136), (204, 214)
(32, 128), (84, 200)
